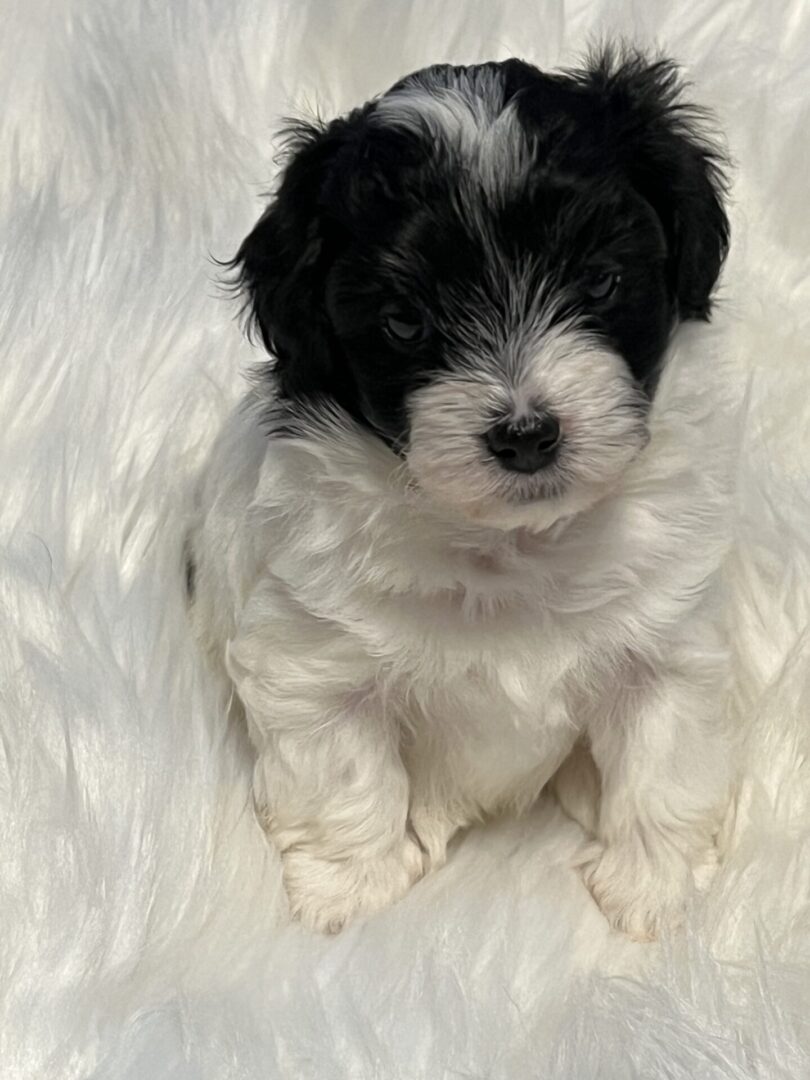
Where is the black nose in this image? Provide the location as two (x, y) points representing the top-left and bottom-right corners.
(484, 414), (561, 474)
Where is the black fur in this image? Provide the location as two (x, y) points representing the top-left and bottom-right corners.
(231, 48), (729, 447)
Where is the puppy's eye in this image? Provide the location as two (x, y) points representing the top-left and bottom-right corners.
(585, 271), (620, 303)
(381, 304), (429, 345)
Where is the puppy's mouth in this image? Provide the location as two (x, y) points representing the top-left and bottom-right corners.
(402, 339), (651, 529)
(490, 464), (569, 503)
(403, 417), (650, 531)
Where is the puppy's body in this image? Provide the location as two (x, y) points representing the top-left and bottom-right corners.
(191, 52), (733, 936)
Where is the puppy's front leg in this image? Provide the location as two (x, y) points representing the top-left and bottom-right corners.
(227, 595), (423, 934)
(581, 628), (732, 941)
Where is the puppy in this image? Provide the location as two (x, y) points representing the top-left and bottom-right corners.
(189, 49), (733, 939)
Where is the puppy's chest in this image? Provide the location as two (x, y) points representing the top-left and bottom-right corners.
(361, 543), (599, 666)
(377, 563), (593, 712)
(401, 645), (580, 811)
(276, 509), (635, 683)
(423, 648), (575, 733)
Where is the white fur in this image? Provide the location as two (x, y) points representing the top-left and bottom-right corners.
(6, 0), (810, 1075)
(191, 318), (735, 937)
(374, 72), (533, 200)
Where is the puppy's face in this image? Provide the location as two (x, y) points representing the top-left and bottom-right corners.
(235, 53), (728, 529)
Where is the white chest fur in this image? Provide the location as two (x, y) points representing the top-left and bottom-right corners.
(190, 332), (735, 935)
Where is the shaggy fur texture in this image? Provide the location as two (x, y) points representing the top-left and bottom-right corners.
(190, 53), (735, 940)
(2, 1), (810, 1077)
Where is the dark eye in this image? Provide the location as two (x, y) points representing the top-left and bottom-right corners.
(381, 304), (429, 345)
(584, 271), (620, 303)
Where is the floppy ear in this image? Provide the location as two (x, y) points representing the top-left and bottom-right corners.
(577, 49), (730, 320)
(231, 116), (356, 400)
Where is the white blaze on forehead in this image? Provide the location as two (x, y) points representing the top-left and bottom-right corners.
(372, 68), (534, 199)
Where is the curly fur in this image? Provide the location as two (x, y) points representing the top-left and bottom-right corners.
(5, 3), (810, 1077)
(191, 52), (736, 938)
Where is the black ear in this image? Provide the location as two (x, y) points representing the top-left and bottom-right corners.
(575, 48), (730, 320)
(231, 115), (359, 400)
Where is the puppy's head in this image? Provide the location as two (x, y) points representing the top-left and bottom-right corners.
(233, 48), (729, 529)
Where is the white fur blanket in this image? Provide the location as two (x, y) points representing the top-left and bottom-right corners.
(2, 2), (809, 1077)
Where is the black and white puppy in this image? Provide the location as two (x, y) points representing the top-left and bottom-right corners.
(190, 49), (733, 938)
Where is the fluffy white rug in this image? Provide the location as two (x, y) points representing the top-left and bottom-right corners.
(3, 1), (810, 1076)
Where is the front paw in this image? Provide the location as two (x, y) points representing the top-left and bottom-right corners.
(578, 839), (697, 942)
(282, 837), (425, 934)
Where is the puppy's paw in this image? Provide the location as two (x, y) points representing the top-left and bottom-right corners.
(282, 837), (425, 934)
(577, 839), (692, 942)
